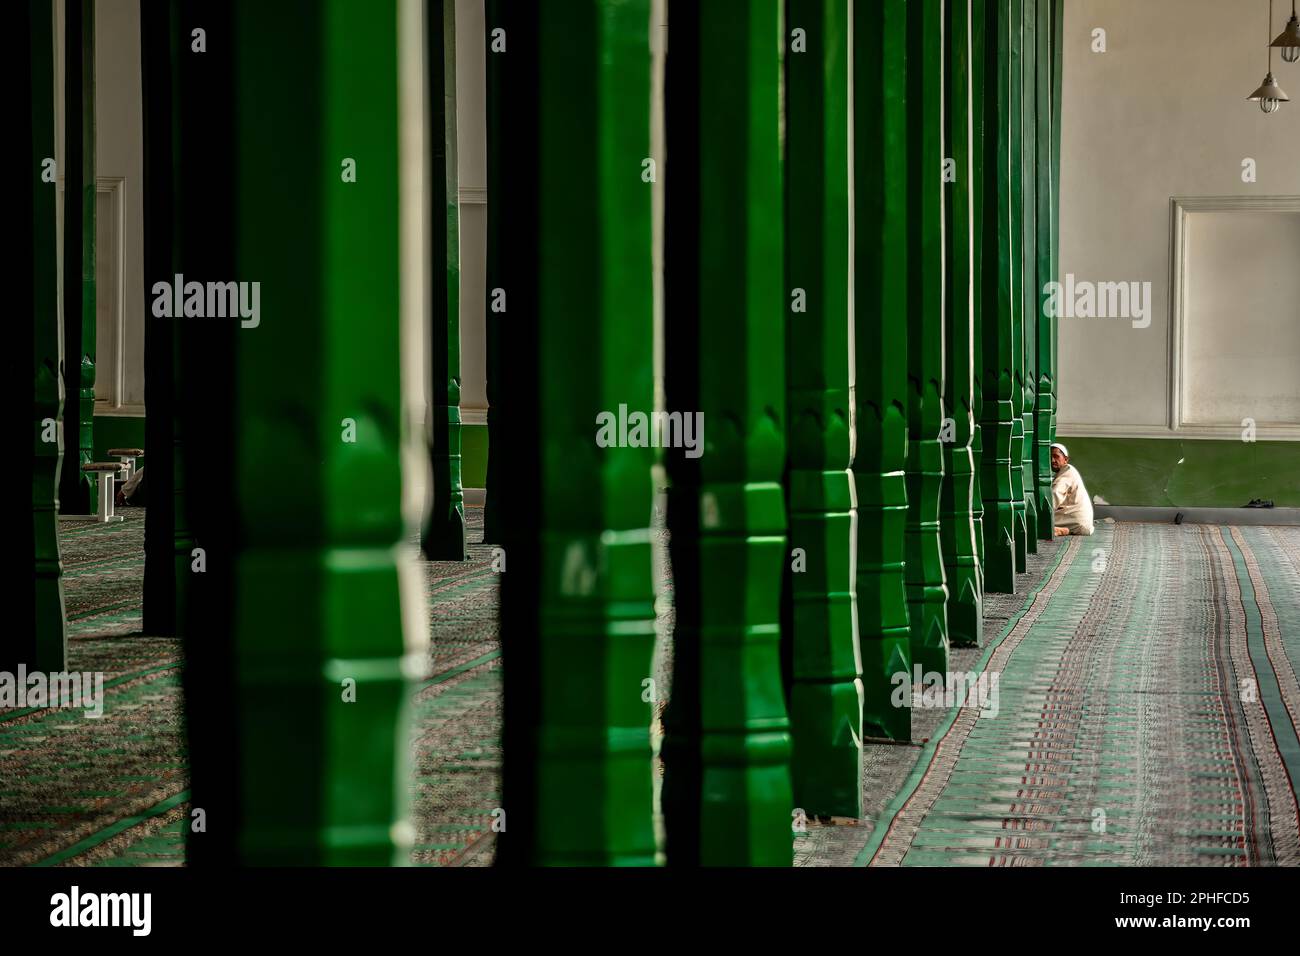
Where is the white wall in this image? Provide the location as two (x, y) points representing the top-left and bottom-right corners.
(54, 0), (146, 416)
(1181, 208), (1300, 427)
(456, 0), (487, 429)
(95, 0), (145, 413)
(1057, 0), (1300, 438)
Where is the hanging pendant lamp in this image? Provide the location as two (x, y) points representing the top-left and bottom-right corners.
(1249, 0), (1291, 113)
(1271, 0), (1300, 63)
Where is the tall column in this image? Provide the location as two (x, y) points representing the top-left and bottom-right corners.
(851, 0), (911, 741)
(940, 0), (982, 648)
(970, 0), (988, 589)
(979, 0), (1018, 593)
(179, 0), (419, 865)
(1050, 0), (1063, 446)
(784, 0), (862, 818)
(1006, 0), (1028, 572)
(58, 0), (96, 516)
(1034, 0), (1056, 531)
(141, 0), (191, 637)
(904, 0), (950, 678)
(423, 0), (467, 560)
(496, 0), (658, 866)
(482, 0), (504, 546)
(19, 0), (67, 673)
(1019, 0), (1039, 552)
(662, 0), (793, 865)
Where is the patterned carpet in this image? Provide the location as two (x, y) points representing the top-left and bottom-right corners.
(6, 515), (1296, 866)
(858, 523), (1300, 866)
(1, 508), (503, 866)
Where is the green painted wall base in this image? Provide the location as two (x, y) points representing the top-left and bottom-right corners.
(461, 422), (487, 489)
(1057, 437), (1300, 509)
(92, 414), (146, 463)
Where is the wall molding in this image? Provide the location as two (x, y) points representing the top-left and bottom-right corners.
(93, 176), (128, 412)
(458, 185), (486, 205)
(1166, 195), (1300, 442)
(1059, 423), (1300, 440)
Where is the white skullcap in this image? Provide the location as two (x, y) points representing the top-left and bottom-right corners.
(1050, 442), (1069, 457)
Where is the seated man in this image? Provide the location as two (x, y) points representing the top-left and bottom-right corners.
(1050, 442), (1094, 536)
(115, 465), (146, 507)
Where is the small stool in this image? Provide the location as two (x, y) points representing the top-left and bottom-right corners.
(82, 462), (127, 523)
(106, 447), (144, 481)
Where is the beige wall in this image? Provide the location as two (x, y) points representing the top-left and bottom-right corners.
(54, 0), (146, 415)
(95, 0), (145, 413)
(456, 0), (487, 428)
(1057, 0), (1300, 439)
(1181, 208), (1300, 428)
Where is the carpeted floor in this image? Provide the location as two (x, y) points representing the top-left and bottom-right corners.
(857, 522), (1300, 866)
(1, 508), (503, 867)
(5, 514), (1297, 866)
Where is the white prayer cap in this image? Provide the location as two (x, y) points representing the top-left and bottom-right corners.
(1050, 442), (1069, 457)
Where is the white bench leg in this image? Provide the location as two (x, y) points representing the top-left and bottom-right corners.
(97, 471), (117, 523)
(118, 457), (136, 480)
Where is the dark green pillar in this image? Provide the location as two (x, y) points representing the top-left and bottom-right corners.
(1019, 0), (1039, 552)
(59, 0), (96, 516)
(179, 0), (416, 865)
(784, 0), (862, 817)
(1007, 0), (1028, 572)
(240, 0), (414, 865)
(970, 0), (988, 585)
(422, 0), (467, 561)
(663, 0), (793, 865)
(1034, 0), (1056, 532)
(979, 0), (1018, 593)
(497, 0), (658, 866)
(173, 0), (237, 867)
(1050, 0), (1063, 457)
(940, 0), (983, 648)
(905, 0), (950, 678)
(852, 0), (911, 741)
(141, 0), (191, 637)
(19, 0), (67, 673)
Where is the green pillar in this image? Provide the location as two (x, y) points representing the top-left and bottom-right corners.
(59, 0), (95, 516)
(1018, 0), (1039, 552)
(496, 0), (658, 866)
(1034, 0), (1056, 532)
(905, 0), (950, 678)
(979, 0), (1018, 593)
(177, 0), (417, 865)
(1006, 0), (1028, 572)
(141, 0), (191, 637)
(784, 0), (862, 818)
(970, 0), (988, 584)
(20, 0), (67, 673)
(852, 0), (911, 741)
(663, 0), (793, 865)
(423, 0), (466, 561)
(940, 0), (983, 648)
(1050, 0), (1063, 455)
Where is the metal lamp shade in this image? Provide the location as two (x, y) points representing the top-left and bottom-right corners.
(1271, 13), (1300, 62)
(1247, 71), (1291, 111)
